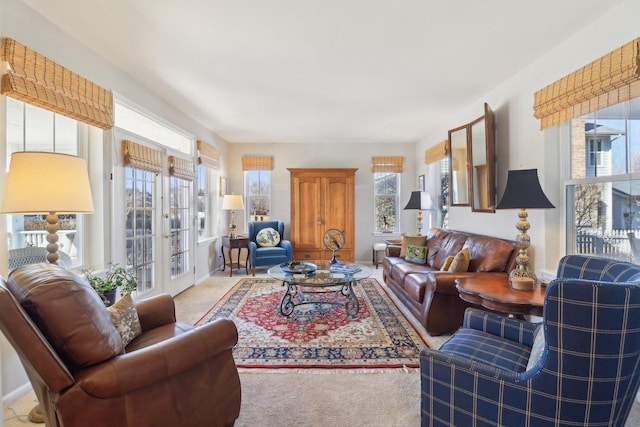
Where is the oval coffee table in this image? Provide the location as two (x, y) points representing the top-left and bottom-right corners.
(268, 261), (372, 318)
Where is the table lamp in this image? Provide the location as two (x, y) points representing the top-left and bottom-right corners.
(496, 168), (554, 283)
(1, 152), (94, 264)
(404, 191), (436, 235)
(221, 194), (244, 238)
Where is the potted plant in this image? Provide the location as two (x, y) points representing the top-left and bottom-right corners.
(82, 262), (138, 306)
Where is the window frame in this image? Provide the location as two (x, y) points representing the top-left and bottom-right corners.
(373, 171), (401, 234)
(244, 169), (271, 224)
(5, 98), (88, 269)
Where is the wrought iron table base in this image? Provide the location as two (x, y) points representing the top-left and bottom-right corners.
(279, 280), (359, 317)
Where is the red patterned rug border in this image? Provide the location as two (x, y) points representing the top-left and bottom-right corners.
(196, 277), (429, 369)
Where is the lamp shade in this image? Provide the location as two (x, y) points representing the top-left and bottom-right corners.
(1, 152), (94, 214)
(221, 194), (244, 211)
(404, 191), (436, 211)
(495, 169), (554, 210)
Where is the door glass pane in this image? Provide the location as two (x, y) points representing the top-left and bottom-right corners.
(125, 167), (156, 293)
(170, 176), (191, 277)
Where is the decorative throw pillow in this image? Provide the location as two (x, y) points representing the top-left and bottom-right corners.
(405, 245), (427, 264)
(526, 325), (546, 371)
(107, 293), (142, 347)
(441, 255), (455, 271)
(448, 247), (470, 272)
(256, 227), (281, 247)
(400, 234), (427, 257)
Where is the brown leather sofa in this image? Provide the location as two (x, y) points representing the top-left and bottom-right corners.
(382, 228), (518, 336)
(0, 263), (241, 427)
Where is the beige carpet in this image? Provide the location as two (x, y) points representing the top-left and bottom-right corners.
(3, 265), (640, 426)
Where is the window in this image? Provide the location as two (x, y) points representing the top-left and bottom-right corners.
(197, 165), (209, 237)
(566, 97), (640, 263)
(374, 172), (400, 233)
(439, 157), (450, 228)
(5, 98), (86, 268)
(245, 170), (271, 223)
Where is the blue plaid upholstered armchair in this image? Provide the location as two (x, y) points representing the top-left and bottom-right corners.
(247, 221), (292, 276)
(420, 255), (640, 426)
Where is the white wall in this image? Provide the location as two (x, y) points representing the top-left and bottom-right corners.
(228, 142), (416, 262)
(415, 0), (640, 276)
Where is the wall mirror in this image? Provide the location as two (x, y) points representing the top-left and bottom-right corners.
(470, 103), (496, 212)
(448, 124), (470, 206)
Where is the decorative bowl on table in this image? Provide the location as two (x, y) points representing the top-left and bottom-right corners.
(280, 261), (317, 275)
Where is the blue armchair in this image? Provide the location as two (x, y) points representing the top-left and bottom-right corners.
(420, 255), (640, 427)
(247, 221), (292, 276)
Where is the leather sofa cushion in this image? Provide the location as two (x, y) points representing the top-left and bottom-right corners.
(391, 260), (435, 283)
(467, 236), (516, 272)
(427, 230), (467, 269)
(7, 264), (123, 371)
(403, 273), (427, 302)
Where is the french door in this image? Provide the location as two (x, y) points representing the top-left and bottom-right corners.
(113, 131), (194, 297)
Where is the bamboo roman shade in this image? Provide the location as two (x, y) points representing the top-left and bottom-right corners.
(371, 156), (403, 173)
(424, 140), (449, 164)
(168, 156), (195, 181)
(196, 140), (220, 169)
(1, 38), (113, 130)
(533, 37), (640, 129)
(242, 156), (273, 170)
(122, 140), (163, 174)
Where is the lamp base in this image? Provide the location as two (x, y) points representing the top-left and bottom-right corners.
(45, 211), (59, 264)
(509, 268), (537, 283)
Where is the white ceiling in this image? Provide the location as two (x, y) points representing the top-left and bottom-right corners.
(21, 0), (622, 144)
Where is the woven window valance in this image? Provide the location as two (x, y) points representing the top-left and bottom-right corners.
(122, 140), (162, 174)
(371, 156), (403, 173)
(169, 156), (195, 181)
(196, 140), (220, 169)
(1, 38), (114, 130)
(533, 37), (640, 129)
(424, 140), (449, 164)
(242, 156), (273, 170)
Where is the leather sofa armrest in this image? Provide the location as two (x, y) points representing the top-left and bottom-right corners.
(134, 294), (176, 332)
(425, 272), (477, 295)
(75, 318), (238, 398)
(387, 245), (401, 257)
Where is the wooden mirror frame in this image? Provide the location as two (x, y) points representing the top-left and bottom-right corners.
(448, 124), (471, 206)
(447, 103), (496, 211)
(470, 103), (496, 212)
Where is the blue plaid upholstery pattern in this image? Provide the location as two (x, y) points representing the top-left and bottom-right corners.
(420, 255), (640, 427)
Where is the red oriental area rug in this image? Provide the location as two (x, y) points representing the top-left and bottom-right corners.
(196, 278), (429, 368)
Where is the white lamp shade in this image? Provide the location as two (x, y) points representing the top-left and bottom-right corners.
(221, 194), (244, 211)
(1, 152), (94, 214)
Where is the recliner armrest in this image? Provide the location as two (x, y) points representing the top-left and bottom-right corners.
(75, 318), (238, 398)
(463, 308), (539, 346)
(134, 293), (176, 332)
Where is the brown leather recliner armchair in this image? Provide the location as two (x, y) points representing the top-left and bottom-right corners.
(0, 263), (241, 427)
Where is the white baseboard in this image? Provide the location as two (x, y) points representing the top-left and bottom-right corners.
(3, 382), (32, 406)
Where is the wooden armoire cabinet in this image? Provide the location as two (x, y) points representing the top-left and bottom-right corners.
(288, 168), (357, 262)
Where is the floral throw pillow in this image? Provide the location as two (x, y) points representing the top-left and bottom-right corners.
(256, 227), (281, 247)
(405, 245), (427, 264)
(107, 293), (142, 348)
